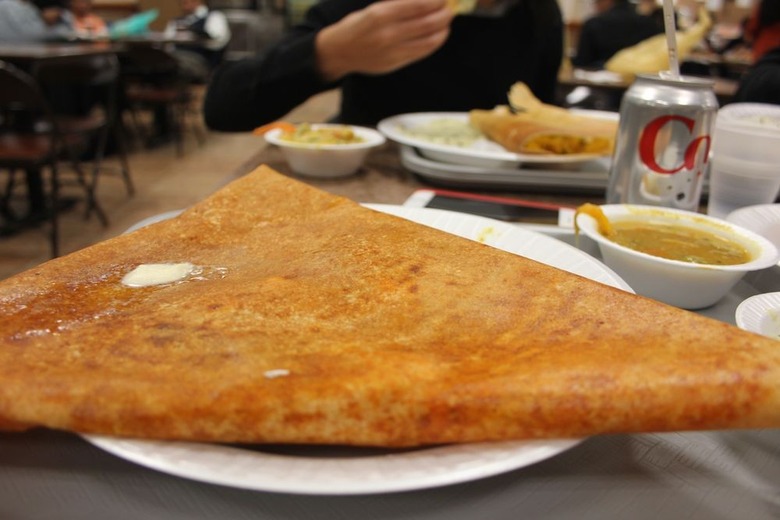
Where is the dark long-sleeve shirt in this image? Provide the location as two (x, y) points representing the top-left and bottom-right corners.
(203, 0), (563, 130)
(572, 3), (662, 69)
(733, 45), (780, 105)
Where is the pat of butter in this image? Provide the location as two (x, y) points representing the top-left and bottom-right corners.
(122, 263), (196, 287)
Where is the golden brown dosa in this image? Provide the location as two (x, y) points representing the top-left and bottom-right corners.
(1, 165), (779, 447)
(469, 84), (618, 155)
(606, 8), (712, 76)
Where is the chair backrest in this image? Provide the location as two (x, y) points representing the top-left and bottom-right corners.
(0, 60), (59, 170)
(119, 46), (180, 81)
(0, 60), (52, 118)
(32, 54), (121, 120)
(32, 54), (121, 89)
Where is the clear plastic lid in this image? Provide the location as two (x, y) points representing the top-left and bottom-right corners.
(716, 103), (780, 135)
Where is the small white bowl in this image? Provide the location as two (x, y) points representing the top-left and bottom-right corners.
(735, 292), (780, 339)
(576, 204), (780, 309)
(726, 204), (780, 252)
(264, 124), (385, 178)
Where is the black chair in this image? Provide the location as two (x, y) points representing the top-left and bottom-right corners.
(0, 60), (64, 257)
(32, 53), (134, 226)
(120, 45), (207, 157)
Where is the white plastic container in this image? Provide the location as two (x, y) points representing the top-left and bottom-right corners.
(707, 103), (780, 218)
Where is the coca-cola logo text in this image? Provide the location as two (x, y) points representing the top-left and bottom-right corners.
(638, 115), (711, 175)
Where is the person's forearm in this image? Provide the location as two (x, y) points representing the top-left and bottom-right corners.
(203, 34), (335, 132)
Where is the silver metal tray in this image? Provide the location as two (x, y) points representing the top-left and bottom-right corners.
(400, 145), (611, 193)
(400, 146), (713, 197)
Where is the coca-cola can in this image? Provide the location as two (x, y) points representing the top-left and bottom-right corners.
(606, 74), (719, 212)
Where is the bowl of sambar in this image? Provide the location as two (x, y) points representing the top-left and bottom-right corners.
(575, 204), (779, 309)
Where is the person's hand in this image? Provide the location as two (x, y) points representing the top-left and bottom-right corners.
(316, 0), (455, 82)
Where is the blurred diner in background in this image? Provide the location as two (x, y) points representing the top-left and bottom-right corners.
(0, 0), (774, 264)
(203, 0), (565, 129)
(69, 0), (108, 37)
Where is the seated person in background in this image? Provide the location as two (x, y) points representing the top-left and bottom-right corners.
(0, 0), (74, 41)
(732, 44), (780, 105)
(204, 0), (564, 130)
(745, 0), (780, 63)
(68, 0), (107, 38)
(164, 0), (231, 83)
(636, 0), (670, 32)
(33, 0), (75, 33)
(572, 0), (663, 69)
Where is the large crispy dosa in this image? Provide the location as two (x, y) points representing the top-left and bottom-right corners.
(469, 84), (618, 155)
(1, 166), (779, 447)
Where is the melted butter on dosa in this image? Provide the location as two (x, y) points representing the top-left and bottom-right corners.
(1, 166), (779, 447)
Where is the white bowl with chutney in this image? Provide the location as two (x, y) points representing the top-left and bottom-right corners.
(575, 204), (779, 309)
(264, 123), (385, 178)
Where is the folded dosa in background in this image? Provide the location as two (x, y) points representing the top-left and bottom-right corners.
(0, 166), (779, 447)
(469, 83), (618, 155)
(606, 8), (712, 76)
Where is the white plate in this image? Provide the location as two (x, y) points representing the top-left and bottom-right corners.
(399, 145), (611, 192)
(735, 291), (780, 339)
(84, 205), (633, 495)
(377, 111), (617, 168)
(726, 204), (780, 251)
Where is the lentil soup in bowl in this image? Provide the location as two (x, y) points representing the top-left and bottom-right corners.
(575, 204), (779, 309)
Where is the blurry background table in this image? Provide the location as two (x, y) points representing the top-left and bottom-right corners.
(0, 41), (120, 67)
(557, 67), (740, 108)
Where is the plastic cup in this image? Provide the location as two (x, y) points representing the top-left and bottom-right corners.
(707, 103), (780, 219)
(707, 156), (780, 219)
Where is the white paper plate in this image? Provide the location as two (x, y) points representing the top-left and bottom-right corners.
(727, 204), (780, 251)
(735, 291), (780, 339)
(377, 111), (617, 169)
(84, 205), (633, 495)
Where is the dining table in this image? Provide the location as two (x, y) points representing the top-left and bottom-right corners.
(0, 41), (121, 67)
(2, 141), (779, 520)
(557, 67), (741, 106)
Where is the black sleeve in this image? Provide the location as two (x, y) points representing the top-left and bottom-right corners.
(203, 33), (333, 131)
(529, 0), (564, 105)
(732, 62), (780, 105)
(203, 1), (362, 132)
(571, 20), (598, 69)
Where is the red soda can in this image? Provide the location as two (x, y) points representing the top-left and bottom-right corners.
(606, 74), (719, 212)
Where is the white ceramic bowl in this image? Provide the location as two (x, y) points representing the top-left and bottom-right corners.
(576, 204), (780, 309)
(264, 124), (385, 178)
(735, 292), (780, 339)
